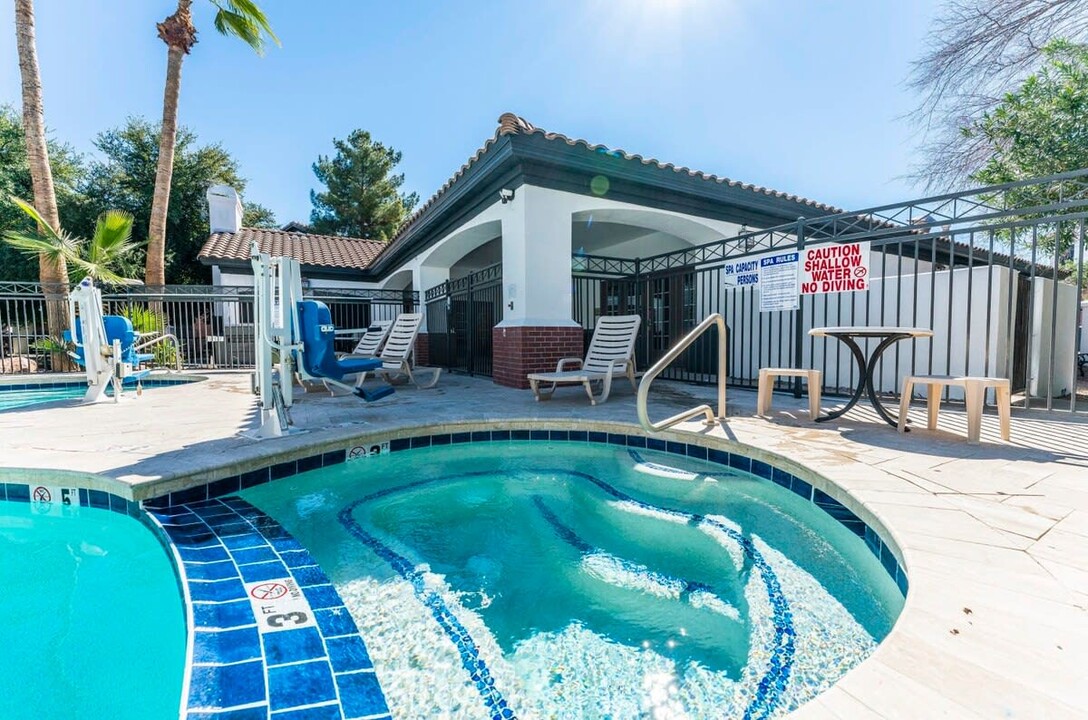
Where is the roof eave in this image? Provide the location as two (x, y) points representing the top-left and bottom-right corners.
(510, 132), (833, 223)
(202, 257), (371, 279)
(363, 135), (519, 277)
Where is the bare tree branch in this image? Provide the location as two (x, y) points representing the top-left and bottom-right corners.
(907, 0), (1088, 190)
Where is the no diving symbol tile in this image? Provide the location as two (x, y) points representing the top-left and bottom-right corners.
(251, 582), (289, 600)
(245, 577), (317, 634)
(347, 441), (389, 461)
(30, 486), (78, 517)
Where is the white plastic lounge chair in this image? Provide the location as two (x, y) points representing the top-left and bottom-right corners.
(342, 320), (392, 359)
(527, 314), (641, 405)
(354, 313), (442, 389)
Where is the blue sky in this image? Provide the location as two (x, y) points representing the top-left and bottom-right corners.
(1, 0), (939, 225)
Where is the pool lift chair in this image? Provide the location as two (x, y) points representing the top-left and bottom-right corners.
(63, 277), (155, 404)
(249, 243), (394, 438)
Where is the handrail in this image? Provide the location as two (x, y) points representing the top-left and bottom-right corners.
(637, 313), (727, 432)
(134, 332), (183, 372)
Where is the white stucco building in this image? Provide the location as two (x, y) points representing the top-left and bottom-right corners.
(199, 113), (839, 387)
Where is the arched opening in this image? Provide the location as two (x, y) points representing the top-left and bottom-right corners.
(571, 208), (727, 258)
(420, 220), (504, 377)
(570, 209), (738, 375)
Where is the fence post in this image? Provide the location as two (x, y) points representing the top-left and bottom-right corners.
(634, 257), (645, 363)
(793, 217), (806, 398)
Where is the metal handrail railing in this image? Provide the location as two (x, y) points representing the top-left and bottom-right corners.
(133, 332), (183, 372)
(637, 313), (727, 432)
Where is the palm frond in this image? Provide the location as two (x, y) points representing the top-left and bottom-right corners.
(7, 195), (62, 240)
(88, 210), (137, 267)
(1, 228), (83, 267)
(210, 0), (279, 54)
(69, 255), (142, 286)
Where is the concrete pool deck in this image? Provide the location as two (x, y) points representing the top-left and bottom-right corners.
(2, 371), (1086, 718)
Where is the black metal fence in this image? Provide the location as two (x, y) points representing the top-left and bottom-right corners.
(0, 282), (416, 373)
(424, 263), (503, 376)
(574, 169), (1088, 412)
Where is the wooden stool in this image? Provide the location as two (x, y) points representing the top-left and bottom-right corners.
(757, 368), (822, 418)
(898, 375), (1011, 444)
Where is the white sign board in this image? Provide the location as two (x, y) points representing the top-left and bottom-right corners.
(723, 250), (799, 311)
(758, 252), (800, 312)
(245, 577), (318, 634)
(721, 256), (762, 289)
(800, 242), (870, 294)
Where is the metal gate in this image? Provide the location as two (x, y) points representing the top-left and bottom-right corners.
(424, 263), (503, 376)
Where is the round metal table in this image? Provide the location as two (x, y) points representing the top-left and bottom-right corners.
(808, 326), (934, 428)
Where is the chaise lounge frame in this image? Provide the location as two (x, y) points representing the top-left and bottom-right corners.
(527, 315), (642, 406)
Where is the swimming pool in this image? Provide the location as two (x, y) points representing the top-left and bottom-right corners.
(0, 375), (201, 412)
(0, 494), (186, 719)
(241, 439), (904, 719)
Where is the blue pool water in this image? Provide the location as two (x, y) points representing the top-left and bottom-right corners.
(243, 441), (903, 718)
(0, 376), (198, 412)
(0, 499), (186, 719)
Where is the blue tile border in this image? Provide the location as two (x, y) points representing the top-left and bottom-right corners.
(0, 376), (198, 392)
(146, 497), (391, 720)
(0, 484), (392, 719)
(137, 427), (908, 598)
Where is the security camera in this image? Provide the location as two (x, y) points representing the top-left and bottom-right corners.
(499, 188), (515, 204)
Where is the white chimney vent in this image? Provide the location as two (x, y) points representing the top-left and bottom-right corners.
(207, 184), (243, 233)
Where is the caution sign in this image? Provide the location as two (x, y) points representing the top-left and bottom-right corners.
(800, 242), (870, 294)
(244, 577), (317, 633)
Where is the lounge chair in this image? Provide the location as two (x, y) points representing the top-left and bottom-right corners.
(355, 313), (442, 389)
(527, 314), (641, 405)
(342, 320), (392, 359)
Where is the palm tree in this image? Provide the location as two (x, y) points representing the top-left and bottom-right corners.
(13, 0), (69, 338)
(145, 0), (278, 288)
(3, 198), (142, 286)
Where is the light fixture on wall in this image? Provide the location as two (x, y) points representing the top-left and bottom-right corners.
(499, 188), (515, 204)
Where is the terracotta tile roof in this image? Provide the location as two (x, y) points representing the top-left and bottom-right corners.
(375, 113), (841, 264)
(493, 113), (840, 213)
(198, 227), (385, 270)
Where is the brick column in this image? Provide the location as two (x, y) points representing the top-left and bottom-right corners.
(492, 325), (584, 389)
(414, 333), (430, 367)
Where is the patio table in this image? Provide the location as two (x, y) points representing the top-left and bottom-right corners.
(808, 326), (933, 428)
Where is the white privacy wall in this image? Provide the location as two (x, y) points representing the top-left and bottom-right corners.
(724, 265), (1078, 399)
(1081, 301), (1088, 353)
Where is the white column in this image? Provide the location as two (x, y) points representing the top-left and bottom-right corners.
(497, 185), (578, 327)
(416, 263), (449, 326)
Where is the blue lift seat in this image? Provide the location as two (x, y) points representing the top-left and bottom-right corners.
(296, 300), (394, 402)
(65, 314), (152, 380)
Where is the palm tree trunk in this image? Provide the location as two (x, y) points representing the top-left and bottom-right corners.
(14, 0), (69, 367)
(146, 0), (195, 289)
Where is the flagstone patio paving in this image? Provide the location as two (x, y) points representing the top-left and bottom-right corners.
(2, 371), (1086, 718)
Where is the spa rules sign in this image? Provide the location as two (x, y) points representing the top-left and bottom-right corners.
(723, 241), (871, 312)
(800, 242), (870, 294)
